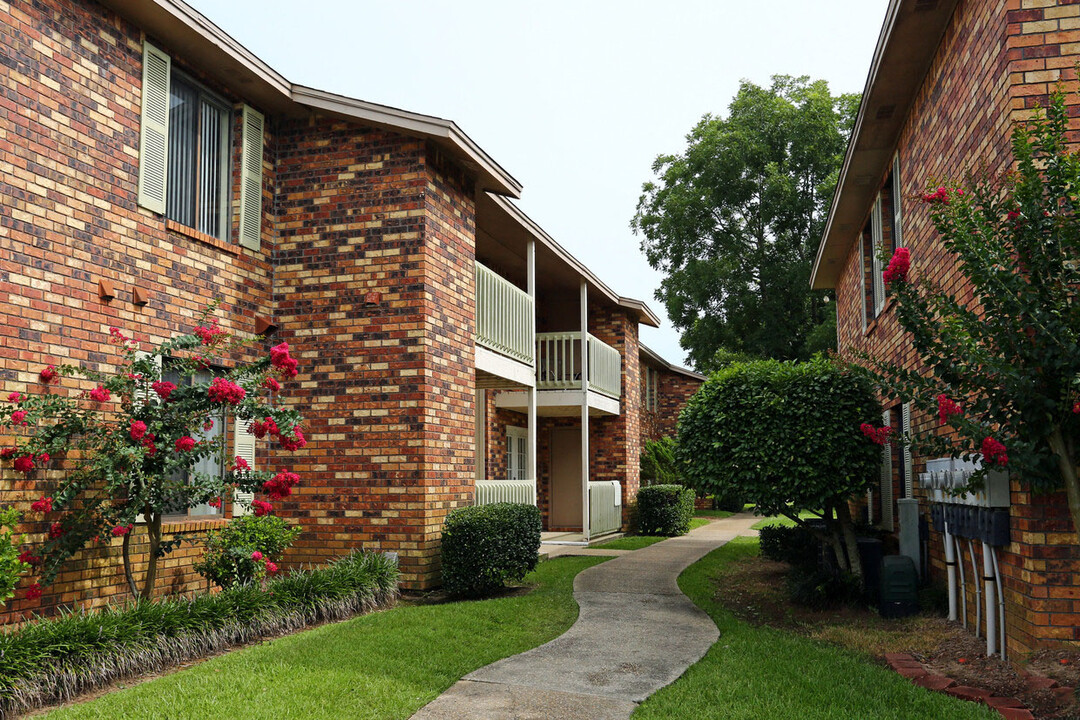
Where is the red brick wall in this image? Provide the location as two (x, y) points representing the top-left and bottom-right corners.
(640, 365), (702, 443)
(835, 0), (1080, 654)
(0, 0), (277, 620)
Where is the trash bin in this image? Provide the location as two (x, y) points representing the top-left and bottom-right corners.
(879, 555), (919, 618)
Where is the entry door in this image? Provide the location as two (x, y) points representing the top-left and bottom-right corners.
(550, 428), (582, 529)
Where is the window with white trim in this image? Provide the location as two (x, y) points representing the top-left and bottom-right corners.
(138, 42), (264, 250)
(506, 426), (527, 481)
(644, 366), (659, 411)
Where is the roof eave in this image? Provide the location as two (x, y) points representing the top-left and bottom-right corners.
(810, 0), (960, 290)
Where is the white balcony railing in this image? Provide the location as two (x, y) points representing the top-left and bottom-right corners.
(589, 480), (622, 536)
(475, 479), (537, 506)
(476, 262), (534, 365)
(536, 332), (621, 399)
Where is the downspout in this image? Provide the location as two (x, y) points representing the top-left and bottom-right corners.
(580, 280), (590, 543)
(954, 532), (967, 627)
(992, 546), (1006, 662)
(944, 519), (958, 622)
(983, 540), (998, 657)
(969, 538), (982, 638)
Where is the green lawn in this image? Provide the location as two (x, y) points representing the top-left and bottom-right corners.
(42, 556), (606, 720)
(751, 510), (820, 529)
(595, 517), (710, 550)
(632, 537), (994, 720)
(693, 508), (735, 519)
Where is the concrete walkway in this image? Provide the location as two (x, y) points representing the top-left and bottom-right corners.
(411, 512), (760, 720)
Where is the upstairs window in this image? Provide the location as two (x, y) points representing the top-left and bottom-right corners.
(861, 157), (903, 328)
(644, 366), (659, 411)
(166, 74), (230, 240)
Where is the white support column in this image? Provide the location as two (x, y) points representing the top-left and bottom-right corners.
(580, 280), (590, 541)
(527, 240), (537, 505)
(475, 389), (486, 485)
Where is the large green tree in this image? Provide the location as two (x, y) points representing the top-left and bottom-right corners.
(633, 75), (859, 368)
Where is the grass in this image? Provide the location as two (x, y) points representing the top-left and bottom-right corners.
(751, 510), (820, 530)
(595, 517), (710, 550)
(41, 556), (606, 720)
(693, 508), (735, 519)
(632, 537), (995, 720)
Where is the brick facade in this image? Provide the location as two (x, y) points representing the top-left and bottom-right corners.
(639, 364), (702, 443)
(832, 0), (1080, 655)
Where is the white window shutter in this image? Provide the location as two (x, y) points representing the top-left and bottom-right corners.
(879, 409), (893, 529)
(238, 105), (264, 250)
(902, 402), (913, 497)
(892, 154), (903, 248)
(137, 42), (170, 214)
(871, 195), (886, 316)
(860, 235), (867, 331)
(233, 416), (257, 516)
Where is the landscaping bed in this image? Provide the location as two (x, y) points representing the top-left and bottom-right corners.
(714, 546), (1080, 720)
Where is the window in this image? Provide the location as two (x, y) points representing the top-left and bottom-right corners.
(506, 426), (527, 481)
(861, 158), (903, 328)
(138, 42), (264, 250)
(166, 73), (230, 240)
(162, 363), (223, 519)
(644, 367), (659, 411)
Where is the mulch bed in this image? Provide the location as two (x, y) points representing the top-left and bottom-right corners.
(714, 554), (1080, 720)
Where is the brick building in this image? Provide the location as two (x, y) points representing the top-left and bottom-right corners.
(0, 0), (694, 617)
(813, 0), (1080, 655)
(638, 344), (705, 445)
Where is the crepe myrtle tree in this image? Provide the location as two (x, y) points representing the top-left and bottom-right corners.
(677, 357), (883, 576)
(0, 309), (306, 599)
(862, 89), (1080, 536)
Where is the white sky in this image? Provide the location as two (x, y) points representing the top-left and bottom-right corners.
(189, 0), (890, 367)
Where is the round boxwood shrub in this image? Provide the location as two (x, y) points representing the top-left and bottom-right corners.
(636, 484), (695, 536)
(441, 502), (541, 597)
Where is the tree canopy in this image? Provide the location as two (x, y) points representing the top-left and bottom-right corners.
(633, 75), (859, 368)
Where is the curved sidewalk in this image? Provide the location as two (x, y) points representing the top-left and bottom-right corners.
(411, 512), (760, 720)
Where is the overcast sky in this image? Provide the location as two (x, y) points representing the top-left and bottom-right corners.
(189, 0), (890, 367)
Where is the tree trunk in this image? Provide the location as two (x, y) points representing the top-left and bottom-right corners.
(141, 511), (162, 598)
(1048, 427), (1080, 538)
(836, 501), (863, 578)
(121, 531), (138, 597)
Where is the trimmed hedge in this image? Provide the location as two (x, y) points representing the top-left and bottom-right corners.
(0, 551), (398, 716)
(442, 502), (541, 597)
(758, 525), (820, 568)
(637, 484), (695, 536)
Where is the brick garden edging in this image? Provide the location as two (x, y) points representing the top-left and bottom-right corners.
(884, 653), (1053, 720)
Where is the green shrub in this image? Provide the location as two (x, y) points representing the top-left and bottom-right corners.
(713, 491), (745, 513)
(636, 484), (695, 536)
(442, 503), (541, 597)
(194, 514), (301, 588)
(0, 551), (397, 716)
(0, 508), (29, 606)
(640, 436), (684, 486)
(758, 525), (820, 568)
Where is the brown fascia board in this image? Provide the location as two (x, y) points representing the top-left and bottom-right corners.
(98, 0), (522, 198)
(639, 343), (706, 381)
(809, 0), (960, 291)
(486, 193), (662, 328)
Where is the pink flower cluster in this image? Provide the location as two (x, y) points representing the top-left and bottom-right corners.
(981, 437), (1008, 467)
(208, 377), (246, 405)
(89, 386), (110, 403)
(175, 436), (196, 452)
(30, 497), (53, 513)
(111, 524), (132, 537)
(17, 550), (40, 566)
(152, 381), (177, 401)
(141, 432), (158, 457)
(270, 342), (298, 379)
(10, 410), (28, 426)
(263, 377), (280, 392)
(936, 394), (961, 425)
(233, 456), (251, 472)
(193, 321), (226, 346)
(921, 186), (961, 205)
(13, 456), (34, 473)
(25, 583), (42, 600)
(39, 365), (58, 384)
(130, 420), (148, 441)
(279, 427), (307, 451)
(251, 500), (273, 516)
(263, 470), (300, 500)
(249, 549), (279, 575)
(7, 392), (22, 403)
(860, 423), (893, 446)
(882, 247), (911, 284)
(248, 417), (280, 439)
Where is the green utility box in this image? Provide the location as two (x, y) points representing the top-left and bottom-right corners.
(879, 555), (919, 619)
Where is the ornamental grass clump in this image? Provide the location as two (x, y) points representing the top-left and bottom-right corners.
(0, 551), (398, 716)
(0, 303), (308, 601)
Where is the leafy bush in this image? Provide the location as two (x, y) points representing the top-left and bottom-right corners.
(713, 492), (745, 513)
(195, 514), (301, 588)
(0, 508), (29, 606)
(786, 565), (862, 609)
(758, 525), (820, 569)
(640, 436), (684, 486)
(0, 551), (397, 716)
(442, 503), (541, 597)
(636, 484), (695, 536)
